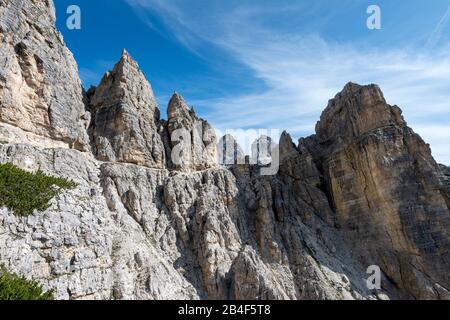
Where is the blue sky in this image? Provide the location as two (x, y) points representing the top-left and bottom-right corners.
(55, 0), (450, 164)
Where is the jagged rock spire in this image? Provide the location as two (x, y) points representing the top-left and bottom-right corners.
(1, 0), (449, 302)
(166, 92), (217, 171)
(89, 50), (165, 168)
(91, 50), (158, 117)
(316, 82), (405, 143)
(341, 81), (363, 93)
(168, 92), (191, 119)
(121, 48), (130, 58)
(279, 131), (298, 161)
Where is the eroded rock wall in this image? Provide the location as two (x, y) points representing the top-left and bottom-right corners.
(304, 83), (450, 299)
(0, 0), (448, 301)
(88, 50), (166, 168)
(0, 0), (90, 150)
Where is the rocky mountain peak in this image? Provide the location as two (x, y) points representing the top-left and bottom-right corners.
(304, 82), (450, 299)
(341, 81), (363, 93)
(88, 51), (165, 168)
(0, 0), (449, 302)
(113, 48), (142, 80)
(315, 82), (406, 143)
(168, 92), (191, 119)
(279, 131), (298, 161)
(166, 92), (218, 171)
(90, 50), (158, 115)
(251, 135), (278, 166)
(121, 48), (132, 59)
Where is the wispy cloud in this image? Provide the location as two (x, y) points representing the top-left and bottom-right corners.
(124, 0), (450, 164)
(426, 6), (450, 50)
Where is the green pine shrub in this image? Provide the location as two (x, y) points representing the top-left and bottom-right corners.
(0, 163), (77, 216)
(0, 267), (54, 300)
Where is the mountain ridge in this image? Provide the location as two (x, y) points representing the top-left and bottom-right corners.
(0, 0), (449, 300)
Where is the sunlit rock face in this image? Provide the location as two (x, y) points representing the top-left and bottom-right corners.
(88, 50), (166, 168)
(0, 0), (90, 150)
(166, 92), (218, 172)
(304, 82), (450, 299)
(0, 0), (449, 301)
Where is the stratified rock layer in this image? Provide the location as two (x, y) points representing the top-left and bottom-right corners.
(0, 1), (449, 301)
(304, 83), (450, 299)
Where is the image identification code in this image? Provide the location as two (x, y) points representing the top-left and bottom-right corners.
(178, 304), (271, 318)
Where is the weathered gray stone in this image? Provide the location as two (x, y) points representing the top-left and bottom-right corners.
(0, 144), (198, 300)
(304, 82), (450, 299)
(0, 1), (448, 301)
(166, 93), (218, 172)
(89, 50), (166, 168)
(0, 0), (89, 150)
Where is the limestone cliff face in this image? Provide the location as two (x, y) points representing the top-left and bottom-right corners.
(0, 0), (89, 150)
(0, 0), (449, 301)
(304, 83), (450, 299)
(166, 92), (218, 171)
(89, 50), (166, 168)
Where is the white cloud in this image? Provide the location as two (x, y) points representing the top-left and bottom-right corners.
(415, 125), (450, 165)
(125, 0), (450, 164)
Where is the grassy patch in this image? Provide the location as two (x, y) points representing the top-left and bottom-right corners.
(0, 163), (77, 216)
(0, 267), (53, 300)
